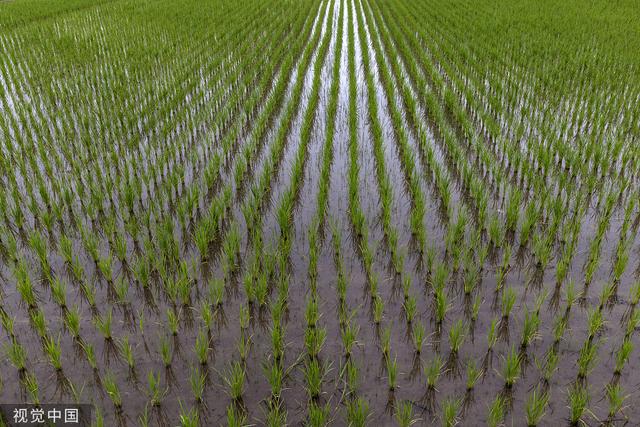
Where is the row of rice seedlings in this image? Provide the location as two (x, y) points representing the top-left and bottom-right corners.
(354, 0), (406, 276)
(368, 0), (496, 246)
(358, 0), (428, 256)
(384, 0), (600, 276)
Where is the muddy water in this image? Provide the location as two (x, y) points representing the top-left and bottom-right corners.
(1, 0), (640, 425)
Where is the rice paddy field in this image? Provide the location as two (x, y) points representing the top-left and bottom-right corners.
(1, 0), (640, 425)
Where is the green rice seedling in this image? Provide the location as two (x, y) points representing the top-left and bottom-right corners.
(194, 328), (210, 365)
(577, 340), (599, 380)
(465, 360), (482, 391)
(403, 295), (417, 323)
(346, 397), (369, 427)
(166, 309), (179, 336)
(305, 326), (327, 359)
(5, 341), (27, 373)
(308, 402), (330, 427)
(505, 190), (521, 232)
(463, 264), (479, 295)
(95, 309), (113, 341)
(16, 269), (37, 309)
(113, 232), (128, 263)
(179, 400), (199, 427)
(471, 295), (482, 322)
(223, 361), (246, 402)
(264, 359), (284, 398)
(341, 320), (359, 359)
(147, 370), (167, 406)
(345, 359), (359, 393)
(567, 383), (589, 426)
(380, 326), (391, 359)
(239, 304), (250, 331)
(448, 319), (467, 354)
(412, 323), (426, 354)
(432, 262), (448, 291)
(50, 276), (67, 309)
(487, 395), (505, 427)
(521, 309), (540, 349)
(80, 282), (96, 309)
(598, 282), (615, 309)
(441, 397), (461, 427)
(487, 318), (498, 351)
(586, 309), (605, 341)
(208, 278), (224, 308)
(237, 333), (252, 363)
(402, 276), (412, 298)
(305, 297), (320, 328)
(103, 371), (122, 409)
(373, 295), (384, 325)
(160, 336), (173, 368)
(119, 335), (135, 371)
(30, 309), (47, 339)
(487, 214), (504, 248)
(625, 310), (640, 338)
(501, 287), (516, 319)
(44, 334), (63, 371)
(425, 355), (445, 389)
(606, 383), (628, 419)
(199, 301), (213, 333)
(502, 346), (521, 388)
(395, 401), (419, 427)
(303, 359), (323, 400)
(387, 354), (398, 391)
(565, 280), (579, 313)
(614, 339), (633, 375)
(83, 342), (98, 370)
(271, 324), (285, 363)
(435, 287), (450, 325)
(536, 350), (559, 385)
(525, 387), (549, 426)
(23, 372), (40, 405)
(1, 312), (15, 339)
(114, 276), (129, 306)
(226, 405), (247, 427)
(495, 245), (511, 291)
(265, 399), (287, 427)
(552, 316), (568, 344)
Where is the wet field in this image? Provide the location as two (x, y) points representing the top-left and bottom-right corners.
(1, 0), (640, 425)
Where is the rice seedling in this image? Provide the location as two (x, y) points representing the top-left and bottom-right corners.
(441, 397), (462, 427)
(307, 402), (330, 427)
(576, 340), (600, 380)
(386, 354), (398, 391)
(95, 309), (113, 341)
(44, 334), (63, 371)
(5, 341), (28, 373)
(303, 359), (323, 400)
(525, 387), (549, 426)
(103, 371), (122, 409)
(179, 400), (199, 427)
(465, 360), (482, 391)
(605, 383), (628, 420)
(614, 338), (633, 375)
(425, 355), (445, 390)
(567, 383), (589, 426)
(501, 346), (521, 388)
(223, 361), (246, 402)
(448, 319), (467, 354)
(395, 401), (419, 427)
(486, 395), (505, 427)
(194, 328), (210, 365)
(346, 397), (369, 427)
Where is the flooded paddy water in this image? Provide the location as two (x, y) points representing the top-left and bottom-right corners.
(1, 0), (640, 425)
